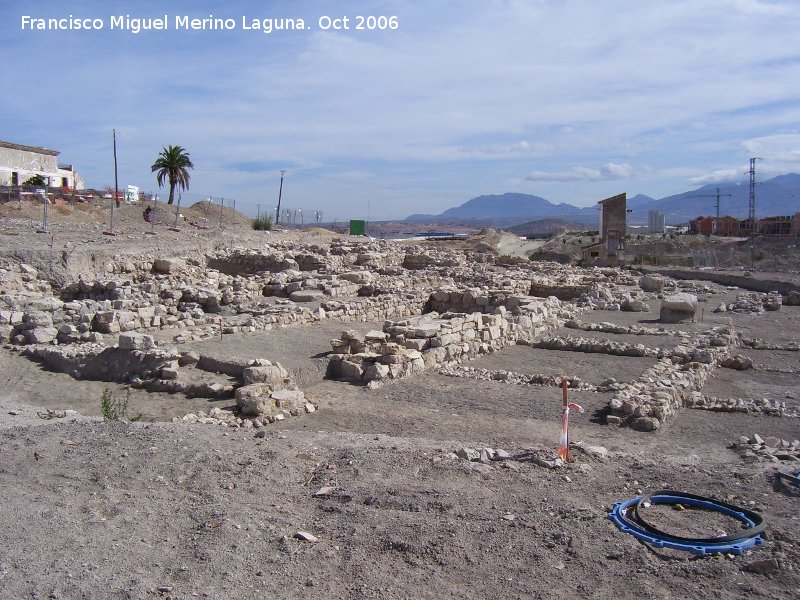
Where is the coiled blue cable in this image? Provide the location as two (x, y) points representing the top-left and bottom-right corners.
(608, 490), (765, 556)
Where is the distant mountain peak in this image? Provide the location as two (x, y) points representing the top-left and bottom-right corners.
(403, 173), (800, 227)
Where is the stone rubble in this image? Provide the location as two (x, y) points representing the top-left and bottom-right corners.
(438, 365), (594, 390)
(2, 234), (797, 433)
(564, 318), (681, 337)
(527, 335), (662, 358)
(452, 442), (610, 469)
(685, 391), (796, 417)
(729, 434), (800, 462)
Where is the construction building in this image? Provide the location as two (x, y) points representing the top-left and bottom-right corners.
(582, 193), (627, 264)
(648, 210), (666, 233)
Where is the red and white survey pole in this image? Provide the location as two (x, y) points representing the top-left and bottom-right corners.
(556, 377), (584, 462)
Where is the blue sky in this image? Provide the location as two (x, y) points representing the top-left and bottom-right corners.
(2, 0), (800, 220)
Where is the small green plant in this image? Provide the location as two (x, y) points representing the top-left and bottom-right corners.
(23, 174), (47, 186)
(100, 387), (142, 421)
(252, 215), (273, 231)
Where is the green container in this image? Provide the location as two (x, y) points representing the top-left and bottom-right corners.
(349, 219), (366, 235)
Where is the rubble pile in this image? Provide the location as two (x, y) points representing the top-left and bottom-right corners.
(527, 335), (662, 358)
(718, 354), (754, 370)
(685, 392), (795, 417)
(564, 318), (679, 337)
(740, 338), (800, 351)
(714, 291), (784, 314)
(402, 247), (464, 270)
(424, 289), (570, 323)
(729, 434), (800, 462)
(438, 365), (592, 390)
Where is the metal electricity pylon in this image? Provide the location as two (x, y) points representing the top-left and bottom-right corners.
(748, 157), (762, 269)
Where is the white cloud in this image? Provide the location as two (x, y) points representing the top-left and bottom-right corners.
(741, 133), (800, 162)
(688, 167), (748, 186)
(689, 133), (800, 185)
(527, 162), (637, 182)
(3, 0), (800, 217)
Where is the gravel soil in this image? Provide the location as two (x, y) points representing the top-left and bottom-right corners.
(0, 218), (798, 599)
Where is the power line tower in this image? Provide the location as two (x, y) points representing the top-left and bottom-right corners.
(748, 157), (762, 268)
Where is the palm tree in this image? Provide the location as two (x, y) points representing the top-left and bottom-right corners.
(151, 145), (194, 205)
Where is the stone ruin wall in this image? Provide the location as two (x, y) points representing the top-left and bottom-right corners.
(328, 290), (578, 387)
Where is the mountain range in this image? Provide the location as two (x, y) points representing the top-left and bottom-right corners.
(405, 173), (800, 227)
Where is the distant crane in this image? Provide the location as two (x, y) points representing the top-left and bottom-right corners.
(688, 187), (733, 219)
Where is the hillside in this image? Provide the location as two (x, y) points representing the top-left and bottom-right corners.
(506, 218), (591, 236)
(406, 174), (800, 227)
(406, 193), (596, 227)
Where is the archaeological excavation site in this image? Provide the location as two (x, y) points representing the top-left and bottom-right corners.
(0, 216), (798, 599)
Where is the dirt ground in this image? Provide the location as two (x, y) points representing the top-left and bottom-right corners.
(0, 213), (799, 599)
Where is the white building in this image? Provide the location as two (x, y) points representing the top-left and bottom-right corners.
(648, 210), (666, 234)
(0, 140), (84, 190)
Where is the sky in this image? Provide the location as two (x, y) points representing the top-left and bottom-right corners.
(2, 0), (800, 221)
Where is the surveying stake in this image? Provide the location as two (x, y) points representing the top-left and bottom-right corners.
(556, 377), (584, 462)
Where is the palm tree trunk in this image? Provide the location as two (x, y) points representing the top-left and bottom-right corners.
(168, 174), (176, 205)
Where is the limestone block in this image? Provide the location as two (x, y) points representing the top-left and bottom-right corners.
(243, 364), (290, 387)
(270, 388), (306, 410)
(340, 271), (373, 284)
(161, 365), (180, 380)
(26, 326), (58, 344)
(364, 363), (390, 381)
(640, 275), (664, 292)
(410, 324), (441, 338)
(179, 350), (200, 366)
(289, 289), (326, 302)
(622, 299), (648, 312)
(631, 416), (661, 432)
(660, 293), (697, 323)
(118, 332), (155, 351)
(235, 383), (273, 409)
(403, 338), (428, 351)
(330, 339), (350, 353)
(19, 263), (38, 276)
(23, 311), (53, 328)
(152, 258), (186, 274)
(364, 330), (387, 341)
(338, 360), (364, 380)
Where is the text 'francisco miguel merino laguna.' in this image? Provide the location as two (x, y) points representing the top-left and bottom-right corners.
(20, 14), (400, 33)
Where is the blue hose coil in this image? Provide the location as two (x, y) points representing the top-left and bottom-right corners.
(608, 493), (765, 556)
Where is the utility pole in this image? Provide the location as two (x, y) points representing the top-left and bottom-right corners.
(104, 129), (118, 236)
(748, 157), (762, 269)
(113, 128), (119, 209)
(275, 170), (286, 225)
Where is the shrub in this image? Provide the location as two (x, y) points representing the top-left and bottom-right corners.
(252, 215), (273, 231)
(100, 387), (142, 421)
